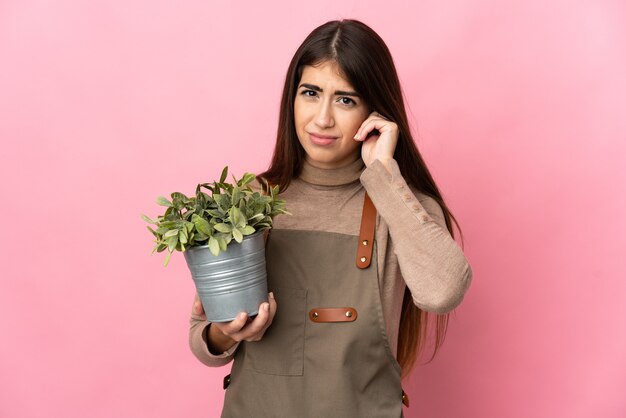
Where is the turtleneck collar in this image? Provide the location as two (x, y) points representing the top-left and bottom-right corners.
(298, 157), (365, 187)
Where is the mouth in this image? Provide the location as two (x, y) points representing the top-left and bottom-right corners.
(308, 132), (339, 146)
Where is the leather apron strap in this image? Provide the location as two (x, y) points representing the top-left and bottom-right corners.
(356, 192), (376, 269)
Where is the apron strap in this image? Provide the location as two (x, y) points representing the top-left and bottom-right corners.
(356, 192), (376, 269)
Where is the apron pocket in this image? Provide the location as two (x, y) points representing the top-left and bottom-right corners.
(243, 287), (306, 376)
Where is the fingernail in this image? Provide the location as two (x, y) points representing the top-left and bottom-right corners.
(263, 303), (269, 311)
(238, 312), (246, 320)
(353, 133), (360, 140)
(269, 292), (274, 299)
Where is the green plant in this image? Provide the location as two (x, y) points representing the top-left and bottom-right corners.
(143, 166), (288, 266)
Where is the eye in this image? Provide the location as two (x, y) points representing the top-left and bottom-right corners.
(301, 89), (318, 98)
(338, 97), (356, 106)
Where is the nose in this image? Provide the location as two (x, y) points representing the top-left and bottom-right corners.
(314, 99), (334, 129)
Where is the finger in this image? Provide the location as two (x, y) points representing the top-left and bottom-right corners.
(230, 302), (271, 341)
(214, 312), (249, 338)
(192, 294), (201, 314)
(256, 292), (278, 336)
(354, 116), (390, 141)
(192, 294), (207, 319)
(371, 111), (388, 120)
(266, 292), (277, 325)
(354, 119), (380, 141)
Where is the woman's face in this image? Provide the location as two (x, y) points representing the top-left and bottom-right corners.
(294, 60), (370, 169)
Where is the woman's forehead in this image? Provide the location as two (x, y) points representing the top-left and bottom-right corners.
(299, 61), (355, 90)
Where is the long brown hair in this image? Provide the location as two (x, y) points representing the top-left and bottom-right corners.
(259, 19), (463, 377)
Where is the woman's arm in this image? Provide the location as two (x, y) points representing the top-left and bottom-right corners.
(360, 158), (473, 314)
(189, 308), (240, 368)
(189, 293), (277, 367)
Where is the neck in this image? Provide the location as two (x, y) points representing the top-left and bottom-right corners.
(299, 158), (365, 187)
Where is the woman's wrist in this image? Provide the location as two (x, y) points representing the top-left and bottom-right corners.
(373, 157), (394, 174)
(205, 323), (237, 355)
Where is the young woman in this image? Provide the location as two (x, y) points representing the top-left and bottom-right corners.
(189, 19), (472, 417)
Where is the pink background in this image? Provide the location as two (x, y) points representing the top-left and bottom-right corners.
(1, 1), (625, 417)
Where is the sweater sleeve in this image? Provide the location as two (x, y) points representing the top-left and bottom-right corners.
(360, 158), (473, 314)
(189, 308), (240, 367)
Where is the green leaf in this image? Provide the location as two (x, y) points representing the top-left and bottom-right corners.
(208, 236), (220, 256)
(156, 196), (172, 207)
(214, 223), (231, 233)
(193, 231), (208, 242)
(192, 214), (212, 236)
(182, 211), (193, 221)
(229, 207), (246, 228)
(240, 225), (255, 235)
(158, 220), (178, 229)
(219, 166), (228, 183)
(217, 237), (227, 251)
(238, 173), (257, 187)
(142, 214), (158, 224)
(179, 228), (188, 244)
(214, 194), (231, 210)
(214, 232), (232, 248)
(232, 228), (243, 243)
(166, 235), (178, 252)
(207, 209), (224, 219)
(146, 226), (158, 237)
(171, 192), (189, 202)
(163, 251), (172, 266)
(165, 212), (182, 222)
(232, 186), (241, 206)
(164, 229), (178, 238)
(198, 183), (214, 193)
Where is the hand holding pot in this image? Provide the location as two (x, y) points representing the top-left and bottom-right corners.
(194, 292), (277, 353)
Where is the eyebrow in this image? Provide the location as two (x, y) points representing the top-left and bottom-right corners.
(298, 83), (361, 97)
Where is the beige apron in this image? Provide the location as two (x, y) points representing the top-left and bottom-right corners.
(221, 194), (405, 417)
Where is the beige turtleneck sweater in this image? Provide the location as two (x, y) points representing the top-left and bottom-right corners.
(189, 158), (472, 367)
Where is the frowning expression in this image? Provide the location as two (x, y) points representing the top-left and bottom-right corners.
(294, 60), (370, 169)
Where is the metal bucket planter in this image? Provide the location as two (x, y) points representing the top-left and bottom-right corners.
(184, 230), (268, 322)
